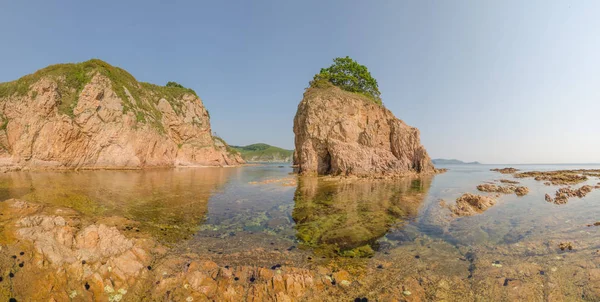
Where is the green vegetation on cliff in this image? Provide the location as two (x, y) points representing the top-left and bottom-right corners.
(0, 59), (198, 126)
(231, 143), (293, 162)
(310, 56), (382, 105)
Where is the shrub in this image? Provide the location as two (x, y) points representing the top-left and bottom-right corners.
(310, 56), (382, 105)
(166, 81), (185, 88)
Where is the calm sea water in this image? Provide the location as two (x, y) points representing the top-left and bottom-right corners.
(0, 163), (599, 257)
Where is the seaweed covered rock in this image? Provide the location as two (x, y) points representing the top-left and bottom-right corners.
(293, 84), (435, 176)
(0, 59), (244, 169)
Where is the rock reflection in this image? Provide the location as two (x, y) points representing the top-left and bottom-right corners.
(293, 176), (432, 257)
(0, 168), (237, 242)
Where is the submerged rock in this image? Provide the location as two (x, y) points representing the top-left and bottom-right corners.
(558, 242), (574, 251)
(0, 59), (244, 170)
(451, 193), (496, 217)
(498, 179), (520, 184)
(293, 84), (436, 177)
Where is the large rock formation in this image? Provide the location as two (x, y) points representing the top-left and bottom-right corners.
(293, 84), (435, 176)
(0, 59), (243, 169)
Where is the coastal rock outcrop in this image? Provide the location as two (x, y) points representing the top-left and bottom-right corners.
(293, 84), (435, 176)
(0, 59), (243, 169)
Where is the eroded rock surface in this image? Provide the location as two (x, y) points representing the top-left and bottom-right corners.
(476, 184), (529, 196)
(545, 185), (595, 204)
(451, 193), (496, 217)
(0, 60), (244, 170)
(293, 85), (435, 177)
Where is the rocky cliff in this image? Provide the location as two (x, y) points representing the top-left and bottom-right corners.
(293, 83), (435, 176)
(0, 59), (244, 169)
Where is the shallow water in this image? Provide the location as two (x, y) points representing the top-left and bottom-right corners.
(1, 163), (600, 300)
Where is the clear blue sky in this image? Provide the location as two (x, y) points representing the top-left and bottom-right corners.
(1, 1), (599, 164)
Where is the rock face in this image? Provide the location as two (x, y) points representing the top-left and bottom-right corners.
(293, 85), (435, 176)
(0, 59), (243, 169)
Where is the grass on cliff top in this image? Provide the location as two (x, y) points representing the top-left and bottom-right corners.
(0, 59), (198, 125)
(307, 78), (383, 106)
(213, 136), (241, 156)
(230, 143), (293, 162)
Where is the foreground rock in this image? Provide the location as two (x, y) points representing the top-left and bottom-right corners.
(476, 184), (529, 196)
(0, 59), (244, 169)
(451, 193), (497, 217)
(293, 84), (436, 177)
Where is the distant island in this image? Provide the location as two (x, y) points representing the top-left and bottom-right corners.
(432, 159), (481, 165)
(231, 143), (293, 162)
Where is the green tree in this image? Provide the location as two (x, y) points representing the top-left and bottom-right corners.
(311, 56), (382, 104)
(166, 81), (184, 88)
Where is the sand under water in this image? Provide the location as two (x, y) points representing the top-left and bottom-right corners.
(0, 164), (599, 301)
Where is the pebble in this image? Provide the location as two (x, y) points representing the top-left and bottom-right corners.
(403, 290), (412, 296)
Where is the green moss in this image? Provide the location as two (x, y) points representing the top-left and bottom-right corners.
(213, 136), (240, 156)
(293, 176), (432, 257)
(0, 59), (197, 132)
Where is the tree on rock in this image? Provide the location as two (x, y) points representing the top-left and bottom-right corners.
(166, 81), (184, 88)
(311, 56), (382, 105)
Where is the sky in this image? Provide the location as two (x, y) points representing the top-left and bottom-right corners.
(0, 0), (599, 164)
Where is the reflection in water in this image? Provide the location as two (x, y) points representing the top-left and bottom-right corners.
(293, 176), (432, 257)
(0, 168), (237, 242)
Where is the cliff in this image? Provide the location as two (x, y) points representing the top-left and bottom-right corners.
(231, 143), (293, 162)
(0, 59), (244, 169)
(293, 83), (435, 176)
